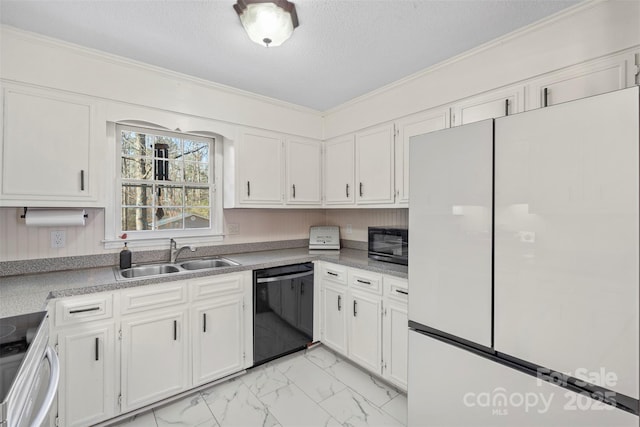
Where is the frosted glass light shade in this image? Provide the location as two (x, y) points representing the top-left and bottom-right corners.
(234, 0), (299, 47)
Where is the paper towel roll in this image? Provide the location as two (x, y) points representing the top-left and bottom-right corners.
(24, 209), (86, 227)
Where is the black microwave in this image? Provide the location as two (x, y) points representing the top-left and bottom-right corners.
(368, 227), (408, 266)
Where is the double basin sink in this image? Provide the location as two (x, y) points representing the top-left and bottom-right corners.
(115, 257), (240, 280)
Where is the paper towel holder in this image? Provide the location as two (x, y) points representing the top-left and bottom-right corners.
(20, 207), (89, 219)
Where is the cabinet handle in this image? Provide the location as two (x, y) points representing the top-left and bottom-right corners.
(356, 279), (371, 285)
(247, 181), (251, 197)
(505, 99), (509, 116)
(292, 184), (296, 199)
(327, 271), (338, 277)
(203, 313), (207, 333)
(173, 320), (177, 341)
(346, 184), (349, 198)
(95, 337), (99, 361)
(338, 295), (342, 311)
(353, 300), (358, 317)
(80, 170), (85, 191)
(359, 182), (363, 197)
(69, 306), (100, 314)
(543, 88), (549, 107)
(396, 289), (408, 295)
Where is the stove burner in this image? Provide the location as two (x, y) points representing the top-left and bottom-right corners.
(0, 325), (16, 340)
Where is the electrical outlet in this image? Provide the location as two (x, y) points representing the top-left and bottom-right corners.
(228, 223), (240, 234)
(345, 224), (353, 234)
(51, 230), (66, 248)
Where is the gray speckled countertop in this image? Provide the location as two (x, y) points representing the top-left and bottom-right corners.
(0, 248), (407, 318)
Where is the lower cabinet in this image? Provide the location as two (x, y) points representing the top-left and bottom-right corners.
(56, 321), (117, 427)
(319, 262), (408, 391)
(51, 271), (251, 427)
(120, 309), (189, 412)
(192, 295), (244, 386)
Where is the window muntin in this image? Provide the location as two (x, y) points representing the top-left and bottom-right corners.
(118, 125), (213, 233)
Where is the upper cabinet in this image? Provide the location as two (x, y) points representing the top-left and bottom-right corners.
(236, 129), (284, 206)
(355, 124), (395, 205)
(395, 109), (450, 206)
(451, 86), (524, 127)
(323, 136), (355, 205)
(285, 137), (322, 205)
(0, 84), (105, 207)
(525, 52), (637, 110)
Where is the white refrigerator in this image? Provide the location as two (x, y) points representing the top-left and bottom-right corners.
(408, 87), (639, 426)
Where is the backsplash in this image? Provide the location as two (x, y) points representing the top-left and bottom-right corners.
(0, 207), (407, 262)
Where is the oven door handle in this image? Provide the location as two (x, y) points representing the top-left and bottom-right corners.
(31, 346), (60, 427)
(256, 271), (313, 283)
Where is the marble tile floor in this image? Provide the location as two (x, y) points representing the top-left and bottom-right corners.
(111, 345), (407, 427)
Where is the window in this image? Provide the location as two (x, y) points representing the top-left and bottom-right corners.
(117, 124), (215, 236)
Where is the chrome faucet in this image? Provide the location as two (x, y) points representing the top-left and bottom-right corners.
(170, 238), (196, 263)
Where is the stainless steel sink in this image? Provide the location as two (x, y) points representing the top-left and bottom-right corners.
(119, 264), (181, 279)
(180, 257), (239, 270)
(114, 257), (241, 280)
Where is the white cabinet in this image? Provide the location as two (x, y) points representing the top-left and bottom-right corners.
(395, 109), (450, 205)
(191, 273), (247, 386)
(285, 137), (322, 205)
(348, 290), (382, 374)
(120, 308), (189, 412)
(525, 52), (636, 110)
(451, 86), (524, 126)
(323, 136), (355, 205)
(320, 263), (349, 355)
(53, 294), (117, 427)
(0, 84), (104, 206)
(355, 124), (395, 205)
(382, 277), (408, 391)
(236, 129), (284, 205)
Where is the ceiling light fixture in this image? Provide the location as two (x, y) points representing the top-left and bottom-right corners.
(233, 0), (299, 47)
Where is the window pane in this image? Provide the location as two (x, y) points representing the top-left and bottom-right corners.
(183, 140), (209, 162)
(156, 208), (184, 230)
(185, 187), (209, 207)
(166, 160), (184, 182)
(158, 185), (184, 206)
(184, 162), (209, 183)
(154, 135), (182, 160)
(185, 208), (210, 229)
(121, 131), (154, 157)
(122, 157), (153, 180)
(121, 207), (153, 231)
(122, 184), (153, 206)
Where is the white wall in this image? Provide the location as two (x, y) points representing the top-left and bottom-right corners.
(323, 0), (640, 138)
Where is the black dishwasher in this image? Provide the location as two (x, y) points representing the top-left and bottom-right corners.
(253, 262), (314, 366)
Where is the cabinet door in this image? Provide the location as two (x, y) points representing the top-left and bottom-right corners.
(383, 300), (408, 391)
(1, 86), (100, 205)
(57, 322), (116, 427)
(348, 291), (382, 374)
(121, 309), (189, 412)
(395, 109), (449, 205)
(494, 87), (639, 399)
(193, 295), (244, 386)
(355, 124), (395, 205)
(526, 52), (636, 110)
(237, 130), (283, 205)
(286, 138), (322, 205)
(324, 136), (355, 205)
(322, 283), (348, 355)
(451, 86), (524, 126)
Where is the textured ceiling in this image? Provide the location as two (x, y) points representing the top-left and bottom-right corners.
(0, 0), (581, 111)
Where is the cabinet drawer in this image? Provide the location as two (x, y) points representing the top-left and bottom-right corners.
(121, 281), (187, 315)
(348, 268), (382, 294)
(191, 273), (244, 301)
(55, 293), (113, 326)
(384, 276), (408, 303)
(321, 263), (348, 285)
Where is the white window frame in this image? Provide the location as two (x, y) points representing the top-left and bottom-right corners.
(104, 122), (224, 249)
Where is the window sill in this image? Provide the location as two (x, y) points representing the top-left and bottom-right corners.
(103, 234), (224, 250)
